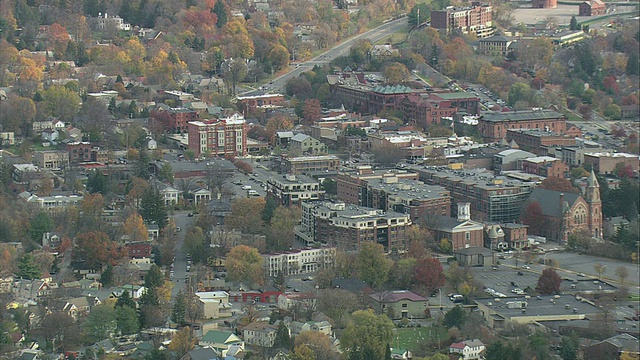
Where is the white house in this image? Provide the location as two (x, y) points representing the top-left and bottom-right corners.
(195, 291), (232, 319)
(277, 292), (316, 311)
(159, 185), (180, 205)
(449, 339), (485, 360)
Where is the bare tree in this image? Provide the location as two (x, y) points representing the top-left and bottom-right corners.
(615, 266), (629, 285)
(593, 263), (607, 280)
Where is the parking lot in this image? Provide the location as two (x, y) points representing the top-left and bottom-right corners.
(474, 266), (541, 297)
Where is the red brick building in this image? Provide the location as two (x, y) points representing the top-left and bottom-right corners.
(502, 223), (529, 249)
(236, 94), (286, 117)
(229, 288), (282, 303)
(583, 152), (639, 175)
(65, 142), (92, 163)
(125, 242), (152, 258)
(187, 114), (247, 157)
(337, 166), (419, 205)
(430, 203), (485, 251)
(479, 109), (569, 142)
(401, 92), (480, 128)
(579, 0), (605, 16)
(521, 156), (570, 178)
(431, 2), (494, 37)
(151, 107), (199, 133)
(506, 129), (577, 156)
(532, 0), (557, 8)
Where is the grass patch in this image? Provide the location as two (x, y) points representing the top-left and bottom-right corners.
(392, 326), (448, 353)
(374, 26), (410, 45)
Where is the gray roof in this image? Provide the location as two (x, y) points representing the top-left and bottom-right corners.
(454, 246), (495, 256)
(481, 109), (564, 123)
(291, 133), (311, 142)
(479, 34), (512, 43)
(185, 347), (219, 360)
(528, 188), (581, 218)
(601, 333), (639, 353)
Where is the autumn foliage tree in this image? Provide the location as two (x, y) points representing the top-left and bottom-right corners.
(123, 213), (148, 242)
(537, 268), (562, 295)
(225, 197), (266, 234)
(539, 176), (578, 193)
(226, 245), (265, 287)
(521, 201), (545, 236)
(301, 98), (321, 125)
(72, 231), (122, 270)
(413, 257), (446, 295)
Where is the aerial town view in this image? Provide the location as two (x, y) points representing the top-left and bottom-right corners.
(0, 0), (639, 359)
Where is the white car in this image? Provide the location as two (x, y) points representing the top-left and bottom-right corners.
(241, 185), (252, 190)
(522, 265), (531, 270)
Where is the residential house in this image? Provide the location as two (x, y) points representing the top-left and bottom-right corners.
(390, 348), (412, 360)
(289, 133), (327, 155)
(13, 279), (57, 303)
(180, 348), (220, 360)
(159, 184), (180, 205)
(277, 292), (317, 311)
(583, 333), (639, 360)
(449, 339), (485, 360)
(41, 129), (59, 142)
(243, 322), (284, 347)
(0, 131), (15, 146)
(370, 290), (429, 319)
(199, 330), (244, 357)
(501, 223), (529, 250)
(478, 34), (513, 55)
(370, 44), (399, 59)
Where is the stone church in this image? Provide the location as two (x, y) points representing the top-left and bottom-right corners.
(527, 170), (602, 243)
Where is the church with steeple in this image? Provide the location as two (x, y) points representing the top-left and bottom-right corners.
(526, 170), (603, 244)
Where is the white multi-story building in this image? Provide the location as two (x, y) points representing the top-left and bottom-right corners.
(449, 339), (485, 360)
(25, 194), (83, 212)
(195, 291), (232, 319)
(263, 247), (336, 277)
(266, 174), (324, 207)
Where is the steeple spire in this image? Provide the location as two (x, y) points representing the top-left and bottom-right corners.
(587, 169), (599, 188)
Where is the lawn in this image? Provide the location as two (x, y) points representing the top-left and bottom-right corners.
(392, 326), (449, 353)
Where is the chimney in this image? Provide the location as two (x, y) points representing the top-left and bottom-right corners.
(559, 192), (565, 208)
(457, 202), (471, 221)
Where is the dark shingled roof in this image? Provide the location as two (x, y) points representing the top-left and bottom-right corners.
(481, 109), (564, 123)
(528, 188), (581, 218)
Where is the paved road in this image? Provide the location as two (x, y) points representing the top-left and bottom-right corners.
(170, 211), (194, 299)
(258, 17), (409, 94)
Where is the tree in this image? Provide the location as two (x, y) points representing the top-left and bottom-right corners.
(158, 162), (174, 184)
(267, 206), (301, 252)
(520, 202), (544, 235)
(356, 242), (392, 288)
(116, 290), (136, 309)
(72, 231), (121, 270)
(41, 85), (81, 121)
(17, 253), (41, 280)
(560, 333), (579, 360)
(413, 257), (446, 294)
(569, 16), (579, 30)
(390, 257), (417, 289)
(340, 309), (394, 360)
(539, 177), (577, 193)
(615, 266), (629, 285)
(507, 82), (532, 106)
(443, 305), (466, 328)
(593, 263), (607, 280)
(604, 104), (621, 120)
(226, 245), (265, 287)
(302, 98), (322, 125)
(225, 197), (266, 234)
(371, 142), (404, 166)
(83, 304), (116, 343)
(485, 341), (523, 360)
(537, 268), (561, 295)
(383, 62), (410, 85)
(261, 197), (278, 224)
(139, 186), (168, 229)
(184, 226), (206, 265)
(168, 326), (196, 357)
(101, 264), (114, 286)
(291, 344), (316, 360)
(145, 264), (164, 289)
(213, 0), (228, 28)
(172, 290), (187, 327)
(30, 211), (54, 243)
(294, 331), (336, 360)
(39, 312), (81, 352)
(135, 148), (151, 180)
(273, 321), (292, 349)
(317, 289), (359, 327)
(116, 305), (139, 335)
(626, 52), (638, 76)
(123, 213), (148, 242)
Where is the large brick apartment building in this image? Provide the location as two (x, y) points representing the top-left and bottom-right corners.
(187, 116), (247, 157)
(430, 2), (494, 38)
(506, 129), (578, 156)
(478, 109), (570, 142)
(329, 83), (479, 128)
(151, 107), (199, 133)
(295, 201), (412, 251)
(337, 166), (419, 205)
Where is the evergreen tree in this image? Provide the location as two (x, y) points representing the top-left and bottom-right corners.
(87, 169), (108, 194)
(108, 97), (117, 114)
(569, 16), (578, 30)
(213, 0), (228, 28)
(172, 290), (187, 326)
(135, 148), (151, 180)
(430, 43), (440, 66)
(626, 53), (638, 76)
(30, 211), (54, 242)
(140, 186), (168, 229)
(116, 290), (136, 309)
(145, 264), (164, 289)
(128, 100), (138, 118)
(33, 91), (43, 102)
(385, 344), (392, 360)
(261, 197), (277, 224)
(101, 264), (114, 286)
(273, 321), (291, 349)
(18, 254), (41, 280)
(116, 74), (123, 84)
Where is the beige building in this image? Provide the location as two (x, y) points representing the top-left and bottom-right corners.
(266, 173), (324, 207)
(289, 133), (327, 155)
(195, 291), (232, 319)
(263, 247), (336, 277)
(583, 152), (639, 175)
(243, 322), (286, 347)
(34, 150), (69, 169)
(370, 290), (429, 319)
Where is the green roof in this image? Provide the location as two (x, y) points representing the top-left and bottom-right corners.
(435, 91), (477, 100)
(391, 348), (408, 355)
(201, 330), (237, 344)
(371, 85), (413, 94)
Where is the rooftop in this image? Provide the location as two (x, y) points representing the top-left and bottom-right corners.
(366, 177), (449, 201)
(475, 294), (602, 319)
(370, 290), (428, 302)
(481, 109), (564, 123)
